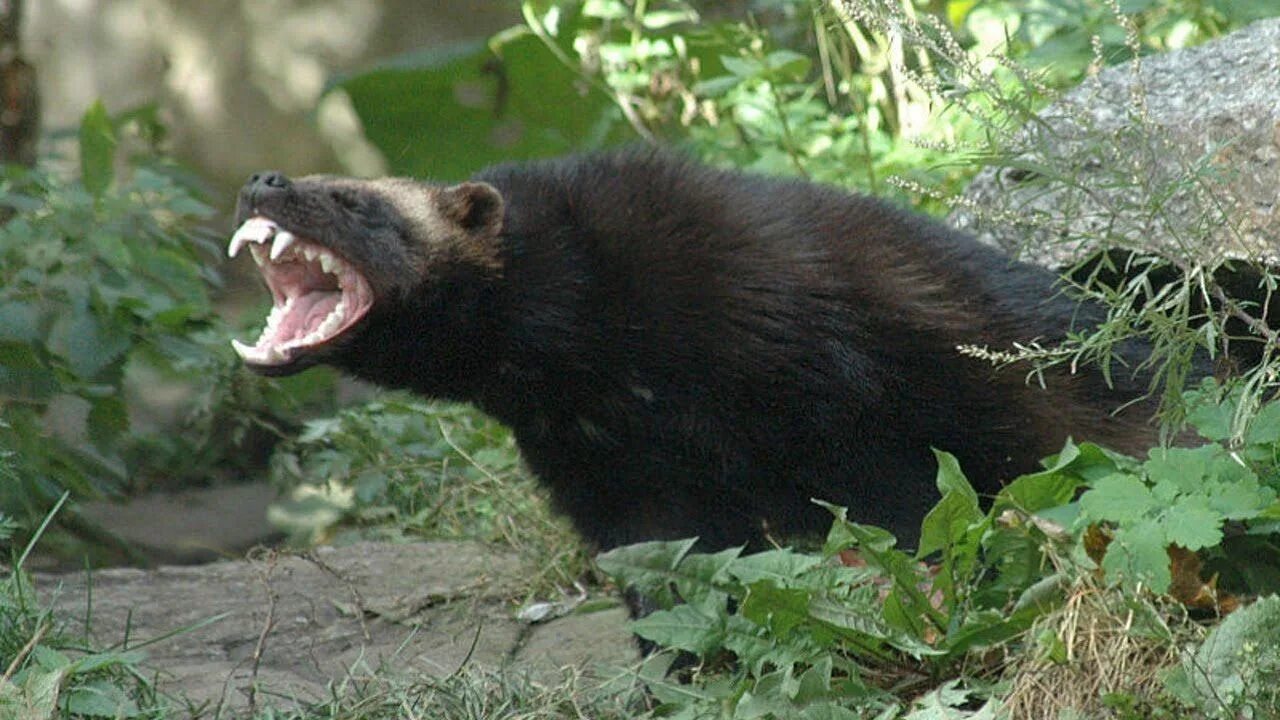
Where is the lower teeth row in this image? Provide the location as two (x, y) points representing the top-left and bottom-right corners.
(234, 295), (347, 363)
(281, 299), (347, 350)
(258, 297), (294, 343)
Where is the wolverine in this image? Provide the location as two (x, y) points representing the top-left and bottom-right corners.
(228, 151), (1156, 550)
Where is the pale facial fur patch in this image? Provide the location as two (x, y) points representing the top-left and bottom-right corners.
(372, 178), (505, 275)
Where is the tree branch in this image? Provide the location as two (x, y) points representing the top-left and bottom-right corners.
(0, 0), (38, 168)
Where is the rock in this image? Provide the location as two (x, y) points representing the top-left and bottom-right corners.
(36, 541), (637, 715)
(514, 606), (637, 683)
(78, 482), (281, 565)
(951, 18), (1280, 269)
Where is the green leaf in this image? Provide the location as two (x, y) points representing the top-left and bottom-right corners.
(69, 650), (145, 674)
(736, 671), (793, 718)
(87, 395), (129, 452)
(46, 302), (130, 380)
(0, 340), (43, 370)
(2, 666), (67, 719)
(818, 501), (898, 556)
(932, 449), (980, 507)
(30, 645), (71, 671)
(1160, 497), (1222, 551)
(739, 579), (810, 636)
(1143, 446), (1213, 493)
(1011, 572), (1069, 614)
(916, 450), (982, 558)
(1184, 595), (1280, 711)
(765, 49), (811, 81)
(1080, 472), (1156, 524)
(88, 228), (132, 270)
(0, 354), (58, 402)
(947, 602), (1044, 653)
(792, 655), (833, 703)
(630, 603), (724, 655)
(0, 191), (46, 214)
(819, 507), (950, 631)
(0, 301), (41, 342)
(581, 0), (627, 19)
(728, 548), (821, 587)
(1101, 519), (1171, 593)
(333, 21), (625, 181)
(645, 544), (739, 615)
(596, 538), (699, 610)
(721, 55), (763, 79)
(799, 705), (862, 720)
(1205, 473), (1275, 520)
(1246, 401), (1280, 445)
(720, 613), (804, 677)
(1215, 0), (1280, 22)
(995, 441), (1087, 514)
(641, 9), (697, 29)
(62, 680), (140, 718)
(808, 595), (942, 657)
(1186, 386), (1234, 441)
(78, 101), (117, 199)
(691, 75), (742, 98)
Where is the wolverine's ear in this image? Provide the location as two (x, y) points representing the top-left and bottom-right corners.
(438, 182), (504, 236)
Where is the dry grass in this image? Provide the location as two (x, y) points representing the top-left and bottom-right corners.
(1002, 575), (1202, 719)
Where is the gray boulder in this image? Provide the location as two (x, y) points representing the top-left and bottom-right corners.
(36, 542), (637, 715)
(952, 18), (1280, 269)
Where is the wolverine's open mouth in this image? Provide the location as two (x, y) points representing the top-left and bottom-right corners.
(228, 216), (374, 368)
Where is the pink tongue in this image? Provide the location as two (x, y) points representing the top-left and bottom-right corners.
(275, 292), (341, 342)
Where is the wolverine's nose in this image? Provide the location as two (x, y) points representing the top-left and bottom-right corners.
(241, 170), (292, 208)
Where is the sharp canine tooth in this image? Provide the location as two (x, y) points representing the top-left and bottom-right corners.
(270, 230), (297, 261)
(228, 218), (277, 258)
(319, 252), (335, 274)
(232, 338), (261, 361)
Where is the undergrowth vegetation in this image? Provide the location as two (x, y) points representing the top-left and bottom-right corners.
(596, 382), (1280, 717)
(0, 99), (335, 548)
(264, 665), (645, 720)
(0, 102), (340, 557)
(4, 0), (1280, 718)
(1, 495), (173, 718)
(267, 399), (591, 597)
(0, 102), (217, 542)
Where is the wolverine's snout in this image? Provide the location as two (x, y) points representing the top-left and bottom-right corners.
(241, 170), (292, 210)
